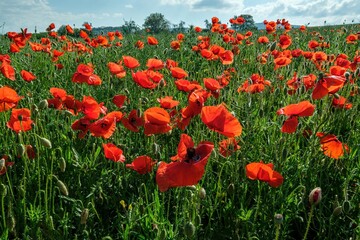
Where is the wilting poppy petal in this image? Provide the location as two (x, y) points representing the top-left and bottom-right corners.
(20, 70), (36, 82)
(281, 116), (299, 133)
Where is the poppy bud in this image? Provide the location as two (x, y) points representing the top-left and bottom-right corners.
(269, 41), (277, 51)
(344, 72), (350, 79)
(227, 183), (235, 195)
(38, 99), (48, 109)
(17, 144), (26, 157)
(309, 187), (322, 206)
(194, 214), (201, 226)
(198, 187), (206, 199)
(38, 136), (52, 149)
(80, 208), (89, 224)
(274, 213), (284, 225)
(59, 157), (66, 172)
(186, 185), (197, 191)
(355, 68), (359, 77)
(48, 216), (55, 230)
(184, 222), (196, 238)
(332, 206), (342, 216)
(158, 229), (167, 240)
(0, 159), (5, 171)
(56, 179), (69, 196)
(342, 200), (351, 214)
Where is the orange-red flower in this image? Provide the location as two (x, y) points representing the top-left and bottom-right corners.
(143, 107), (171, 135)
(89, 111), (122, 138)
(123, 56), (140, 69)
(316, 132), (349, 159)
(156, 134), (214, 192)
(0, 86), (23, 112)
(157, 96), (179, 109)
(112, 94), (127, 108)
(147, 36), (158, 45)
(20, 70), (36, 82)
(66, 25), (74, 34)
(7, 108), (33, 133)
(72, 64), (102, 86)
(312, 75), (345, 100)
(103, 143), (125, 162)
(126, 155), (157, 174)
(121, 109), (144, 132)
(201, 104), (242, 137)
(219, 138), (241, 157)
(0, 62), (15, 80)
(81, 96), (101, 120)
(171, 67), (188, 79)
(108, 62), (126, 78)
(0, 155), (14, 175)
(132, 70), (157, 89)
(332, 95), (352, 109)
(246, 161), (284, 187)
(146, 58), (164, 70)
(277, 100), (315, 133)
(274, 57), (291, 70)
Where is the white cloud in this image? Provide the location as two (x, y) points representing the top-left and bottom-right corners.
(124, 4), (133, 8)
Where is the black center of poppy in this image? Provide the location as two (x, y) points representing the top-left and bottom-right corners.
(186, 147), (196, 160)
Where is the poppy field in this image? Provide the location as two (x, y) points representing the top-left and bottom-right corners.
(0, 18), (360, 239)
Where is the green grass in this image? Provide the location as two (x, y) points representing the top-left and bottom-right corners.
(0, 22), (359, 240)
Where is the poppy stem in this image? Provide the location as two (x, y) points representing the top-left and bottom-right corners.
(275, 224), (281, 240)
(254, 181), (262, 222)
(303, 205), (314, 240)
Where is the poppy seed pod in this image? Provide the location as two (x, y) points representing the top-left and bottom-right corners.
(184, 222), (196, 238)
(309, 187), (322, 205)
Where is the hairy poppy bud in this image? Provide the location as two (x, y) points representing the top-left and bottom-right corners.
(0, 159), (5, 171)
(38, 99), (49, 109)
(344, 72), (350, 79)
(7, 215), (16, 232)
(38, 136), (52, 149)
(227, 183), (235, 195)
(198, 187), (206, 199)
(56, 179), (69, 196)
(274, 213), (284, 225)
(184, 222), (195, 238)
(309, 187), (322, 206)
(59, 157), (66, 172)
(332, 206), (342, 216)
(17, 144), (26, 157)
(48, 216), (55, 230)
(80, 208), (89, 224)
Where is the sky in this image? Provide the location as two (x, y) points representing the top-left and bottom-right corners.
(0, 0), (359, 33)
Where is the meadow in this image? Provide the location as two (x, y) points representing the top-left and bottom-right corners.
(0, 18), (359, 239)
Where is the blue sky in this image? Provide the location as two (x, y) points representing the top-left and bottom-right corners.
(0, 0), (359, 33)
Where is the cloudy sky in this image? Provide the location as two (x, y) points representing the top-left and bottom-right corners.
(0, 0), (359, 33)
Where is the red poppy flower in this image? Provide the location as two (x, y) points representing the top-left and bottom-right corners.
(316, 132), (349, 159)
(143, 107), (171, 135)
(66, 25), (74, 34)
(0, 62), (15, 80)
(108, 62), (126, 78)
(135, 40), (144, 49)
(219, 138), (241, 157)
(219, 50), (234, 65)
(132, 70), (157, 89)
(312, 75), (345, 100)
(278, 35), (292, 49)
(146, 58), (164, 70)
(156, 134), (214, 192)
(89, 112), (118, 139)
(71, 117), (92, 139)
(7, 108), (33, 133)
(112, 94), (127, 108)
(277, 100), (315, 133)
(123, 56), (140, 69)
(274, 57), (291, 70)
(81, 96), (101, 120)
(126, 155), (157, 174)
(201, 104), (242, 137)
(171, 67), (188, 79)
(20, 70), (36, 82)
(332, 95), (352, 109)
(147, 36), (159, 45)
(47, 23), (55, 31)
(174, 79), (202, 92)
(182, 89), (209, 118)
(0, 86), (23, 112)
(246, 161), (284, 187)
(157, 96), (179, 109)
(121, 109), (144, 132)
(103, 143), (125, 162)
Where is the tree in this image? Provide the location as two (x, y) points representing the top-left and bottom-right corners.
(122, 19), (140, 34)
(231, 14), (257, 32)
(143, 13), (170, 33)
